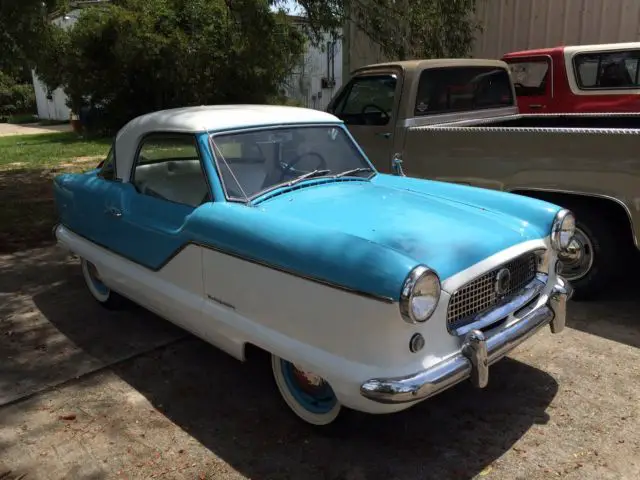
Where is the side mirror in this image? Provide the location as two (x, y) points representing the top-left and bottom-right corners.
(391, 153), (405, 176)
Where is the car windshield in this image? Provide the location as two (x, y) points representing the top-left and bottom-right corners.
(210, 125), (373, 201)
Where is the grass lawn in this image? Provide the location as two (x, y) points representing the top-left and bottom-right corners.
(0, 132), (111, 253)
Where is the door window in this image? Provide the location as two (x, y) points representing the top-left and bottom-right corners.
(414, 66), (514, 115)
(574, 50), (640, 89)
(507, 59), (550, 96)
(333, 74), (397, 126)
(132, 134), (210, 207)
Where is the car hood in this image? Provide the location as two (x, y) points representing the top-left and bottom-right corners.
(256, 178), (550, 281)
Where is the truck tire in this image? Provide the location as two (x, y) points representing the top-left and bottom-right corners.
(557, 209), (618, 300)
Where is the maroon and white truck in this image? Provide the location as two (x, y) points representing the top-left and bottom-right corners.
(502, 42), (640, 114)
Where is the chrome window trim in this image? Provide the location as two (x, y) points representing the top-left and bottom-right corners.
(207, 122), (378, 204)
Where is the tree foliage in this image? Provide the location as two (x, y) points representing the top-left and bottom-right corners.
(0, 0), (63, 80)
(272, 0), (480, 61)
(36, 0), (306, 134)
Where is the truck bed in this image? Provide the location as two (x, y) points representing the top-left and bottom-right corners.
(403, 112), (640, 245)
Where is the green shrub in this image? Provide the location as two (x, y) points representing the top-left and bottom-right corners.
(36, 0), (305, 135)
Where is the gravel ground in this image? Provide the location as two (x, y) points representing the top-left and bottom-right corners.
(1, 246), (639, 480)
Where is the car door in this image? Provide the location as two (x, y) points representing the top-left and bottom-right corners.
(506, 56), (552, 113)
(328, 70), (403, 172)
(105, 133), (213, 332)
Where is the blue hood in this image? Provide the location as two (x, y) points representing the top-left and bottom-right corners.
(256, 175), (559, 282)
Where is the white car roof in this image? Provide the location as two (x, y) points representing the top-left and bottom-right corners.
(114, 105), (342, 182)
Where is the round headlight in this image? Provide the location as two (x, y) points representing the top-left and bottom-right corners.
(551, 209), (576, 251)
(400, 266), (441, 324)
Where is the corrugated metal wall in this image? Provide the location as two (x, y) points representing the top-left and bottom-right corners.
(474, 0), (640, 58)
(345, 0), (640, 74)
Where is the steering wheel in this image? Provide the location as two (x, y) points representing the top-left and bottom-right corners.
(277, 151), (327, 182)
(361, 104), (390, 122)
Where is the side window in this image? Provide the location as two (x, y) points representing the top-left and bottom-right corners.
(574, 50), (640, 89)
(132, 134), (210, 207)
(333, 75), (397, 126)
(98, 146), (116, 180)
(414, 66), (514, 115)
(507, 59), (550, 96)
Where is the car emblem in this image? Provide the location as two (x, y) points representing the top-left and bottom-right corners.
(495, 267), (511, 297)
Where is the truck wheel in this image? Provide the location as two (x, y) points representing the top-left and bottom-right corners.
(557, 211), (617, 300)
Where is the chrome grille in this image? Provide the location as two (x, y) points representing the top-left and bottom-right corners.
(447, 252), (538, 327)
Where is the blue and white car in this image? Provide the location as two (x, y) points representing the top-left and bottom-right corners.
(53, 105), (574, 427)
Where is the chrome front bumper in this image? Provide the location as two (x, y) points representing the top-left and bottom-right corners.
(360, 275), (573, 404)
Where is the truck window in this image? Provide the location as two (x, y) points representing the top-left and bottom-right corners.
(414, 66), (513, 116)
(574, 50), (640, 89)
(507, 59), (549, 96)
(332, 74), (397, 126)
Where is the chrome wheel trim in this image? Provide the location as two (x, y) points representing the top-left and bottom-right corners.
(558, 227), (594, 282)
(81, 258), (111, 302)
(271, 354), (341, 426)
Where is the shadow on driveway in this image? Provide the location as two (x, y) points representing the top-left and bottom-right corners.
(33, 279), (560, 479)
(566, 257), (640, 349)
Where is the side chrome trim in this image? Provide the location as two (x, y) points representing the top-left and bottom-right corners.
(360, 275), (571, 404)
(54, 224), (395, 304)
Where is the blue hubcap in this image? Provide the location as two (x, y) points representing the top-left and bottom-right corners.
(280, 360), (337, 414)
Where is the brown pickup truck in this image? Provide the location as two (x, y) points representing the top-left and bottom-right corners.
(327, 59), (640, 299)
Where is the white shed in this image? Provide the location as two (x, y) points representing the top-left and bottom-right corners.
(31, 9), (81, 121)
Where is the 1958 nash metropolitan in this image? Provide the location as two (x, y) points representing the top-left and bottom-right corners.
(53, 105), (574, 427)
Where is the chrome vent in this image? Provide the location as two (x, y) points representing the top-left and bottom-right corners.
(447, 252), (538, 328)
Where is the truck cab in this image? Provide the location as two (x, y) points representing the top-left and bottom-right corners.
(502, 42), (640, 114)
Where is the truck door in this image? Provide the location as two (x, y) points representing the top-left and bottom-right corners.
(327, 70), (402, 172)
(506, 56), (552, 113)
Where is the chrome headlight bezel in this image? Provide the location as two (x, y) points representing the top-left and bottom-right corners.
(550, 209), (576, 252)
(400, 265), (441, 324)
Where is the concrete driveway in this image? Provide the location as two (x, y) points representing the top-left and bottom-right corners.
(1, 246), (639, 479)
(0, 123), (72, 137)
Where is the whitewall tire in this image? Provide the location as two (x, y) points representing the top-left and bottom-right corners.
(80, 258), (126, 309)
(271, 354), (342, 426)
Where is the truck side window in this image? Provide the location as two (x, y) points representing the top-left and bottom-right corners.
(414, 66), (514, 116)
(574, 50), (640, 89)
(507, 60), (549, 96)
(333, 75), (397, 126)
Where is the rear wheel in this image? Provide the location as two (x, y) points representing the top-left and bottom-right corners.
(271, 354), (344, 427)
(81, 258), (127, 309)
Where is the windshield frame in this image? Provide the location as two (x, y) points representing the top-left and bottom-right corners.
(208, 122), (377, 204)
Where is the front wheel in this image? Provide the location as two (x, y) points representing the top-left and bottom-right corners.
(271, 354), (343, 427)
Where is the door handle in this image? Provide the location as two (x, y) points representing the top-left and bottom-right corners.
(376, 132), (392, 139)
(105, 207), (122, 218)
(529, 104), (544, 110)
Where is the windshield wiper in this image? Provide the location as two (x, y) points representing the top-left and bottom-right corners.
(334, 167), (373, 178)
(288, 169), (331, 186)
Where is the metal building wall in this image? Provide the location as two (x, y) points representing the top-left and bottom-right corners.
(344, 0), (640, 75)
(474, 0), (640, 58)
